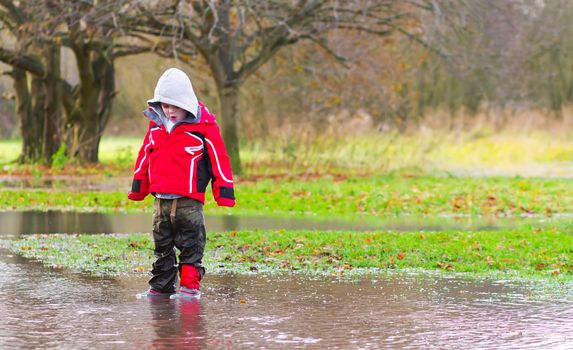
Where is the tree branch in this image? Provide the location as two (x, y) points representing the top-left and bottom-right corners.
(0, 47), (44, 75)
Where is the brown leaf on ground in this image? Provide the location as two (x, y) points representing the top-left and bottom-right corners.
(451, 196), (465, 210)
(437, 262), (453, 270)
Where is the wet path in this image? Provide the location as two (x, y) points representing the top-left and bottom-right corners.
(1, 251), (572, 349)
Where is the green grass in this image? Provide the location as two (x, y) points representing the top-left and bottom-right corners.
(96, 137), (141, 166)
(2, 228), (571, 281)
(0, 139), (21, 165)
(3, 176), (573, 217)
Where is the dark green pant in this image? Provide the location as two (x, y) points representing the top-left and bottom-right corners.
(149, 197), (206, 293)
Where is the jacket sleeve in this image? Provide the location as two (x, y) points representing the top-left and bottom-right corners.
(204, 122), (235, 207)
(128, 122), (155, 201)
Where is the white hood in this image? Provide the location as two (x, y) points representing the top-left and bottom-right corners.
(147, 68), (199, 118)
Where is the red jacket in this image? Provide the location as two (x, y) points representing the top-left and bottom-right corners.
(128, 103), (235, 207)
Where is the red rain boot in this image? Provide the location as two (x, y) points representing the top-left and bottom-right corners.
(172, 264), (202, 299)
(180, 264), (201, 289)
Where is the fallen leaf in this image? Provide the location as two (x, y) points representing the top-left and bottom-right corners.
(437, 262), (453, 270)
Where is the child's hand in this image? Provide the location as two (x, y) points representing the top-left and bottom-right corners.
(128, 191), (147, 201)
(216, 197), (235, 207)
(129, 179), (149, 201)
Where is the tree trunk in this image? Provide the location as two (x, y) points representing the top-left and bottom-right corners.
(74, 56), (115, 163)
(13, 68), (43, 163)
(217, 84), (242, 175)
(66, 44), (116, 163)
(42, 44), (62, 165)
(75, 123), (100, 162)
(68, 82), (100, 163)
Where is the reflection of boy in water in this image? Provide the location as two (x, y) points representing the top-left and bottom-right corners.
(129, 68), (235, 298)
(149, 299), (206, 349)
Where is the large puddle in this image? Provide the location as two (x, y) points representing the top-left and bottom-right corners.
(1, 251), (571, 349)
(2, 178), (572, 348)
(0, 210), (562, 236)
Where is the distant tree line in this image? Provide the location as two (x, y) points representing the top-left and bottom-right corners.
(411, 0), (573, 117)
(5, 1), (572, 171)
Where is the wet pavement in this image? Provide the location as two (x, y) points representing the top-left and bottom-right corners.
(1, 250), (572, 349)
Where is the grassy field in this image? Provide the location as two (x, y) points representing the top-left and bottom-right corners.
(3, 176), (573, 217)
(1, 133), (573, 285)
(2, 130), (573, 177)
(2, 228), (571, 281)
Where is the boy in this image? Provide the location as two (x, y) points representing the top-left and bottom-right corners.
(128, 68), (235, 299)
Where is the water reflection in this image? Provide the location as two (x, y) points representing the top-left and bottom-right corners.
(2, 211), (115, 235)
(0, 250), (572, 349)
(0, 210), (565, 236)
(0, 211), (382, 236)
(149, 298), (206, 350)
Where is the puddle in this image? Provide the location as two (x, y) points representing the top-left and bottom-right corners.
(0, 210), (566, 237)
(0, 211), (385, 236)
(0, 251), (571, 349)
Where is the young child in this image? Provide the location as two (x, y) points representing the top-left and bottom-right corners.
(128, 68), (235, 299)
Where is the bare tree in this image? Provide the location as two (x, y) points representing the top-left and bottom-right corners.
(61, 1), (148, 162)
(0, 0), (58, 163)
(0, 0), (148, 164)
(122, 0), (428, 174)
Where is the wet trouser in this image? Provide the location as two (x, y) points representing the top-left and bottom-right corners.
(149, 197), (206, 293)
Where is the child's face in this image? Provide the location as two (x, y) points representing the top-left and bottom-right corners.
(161, 103), (187, 123)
